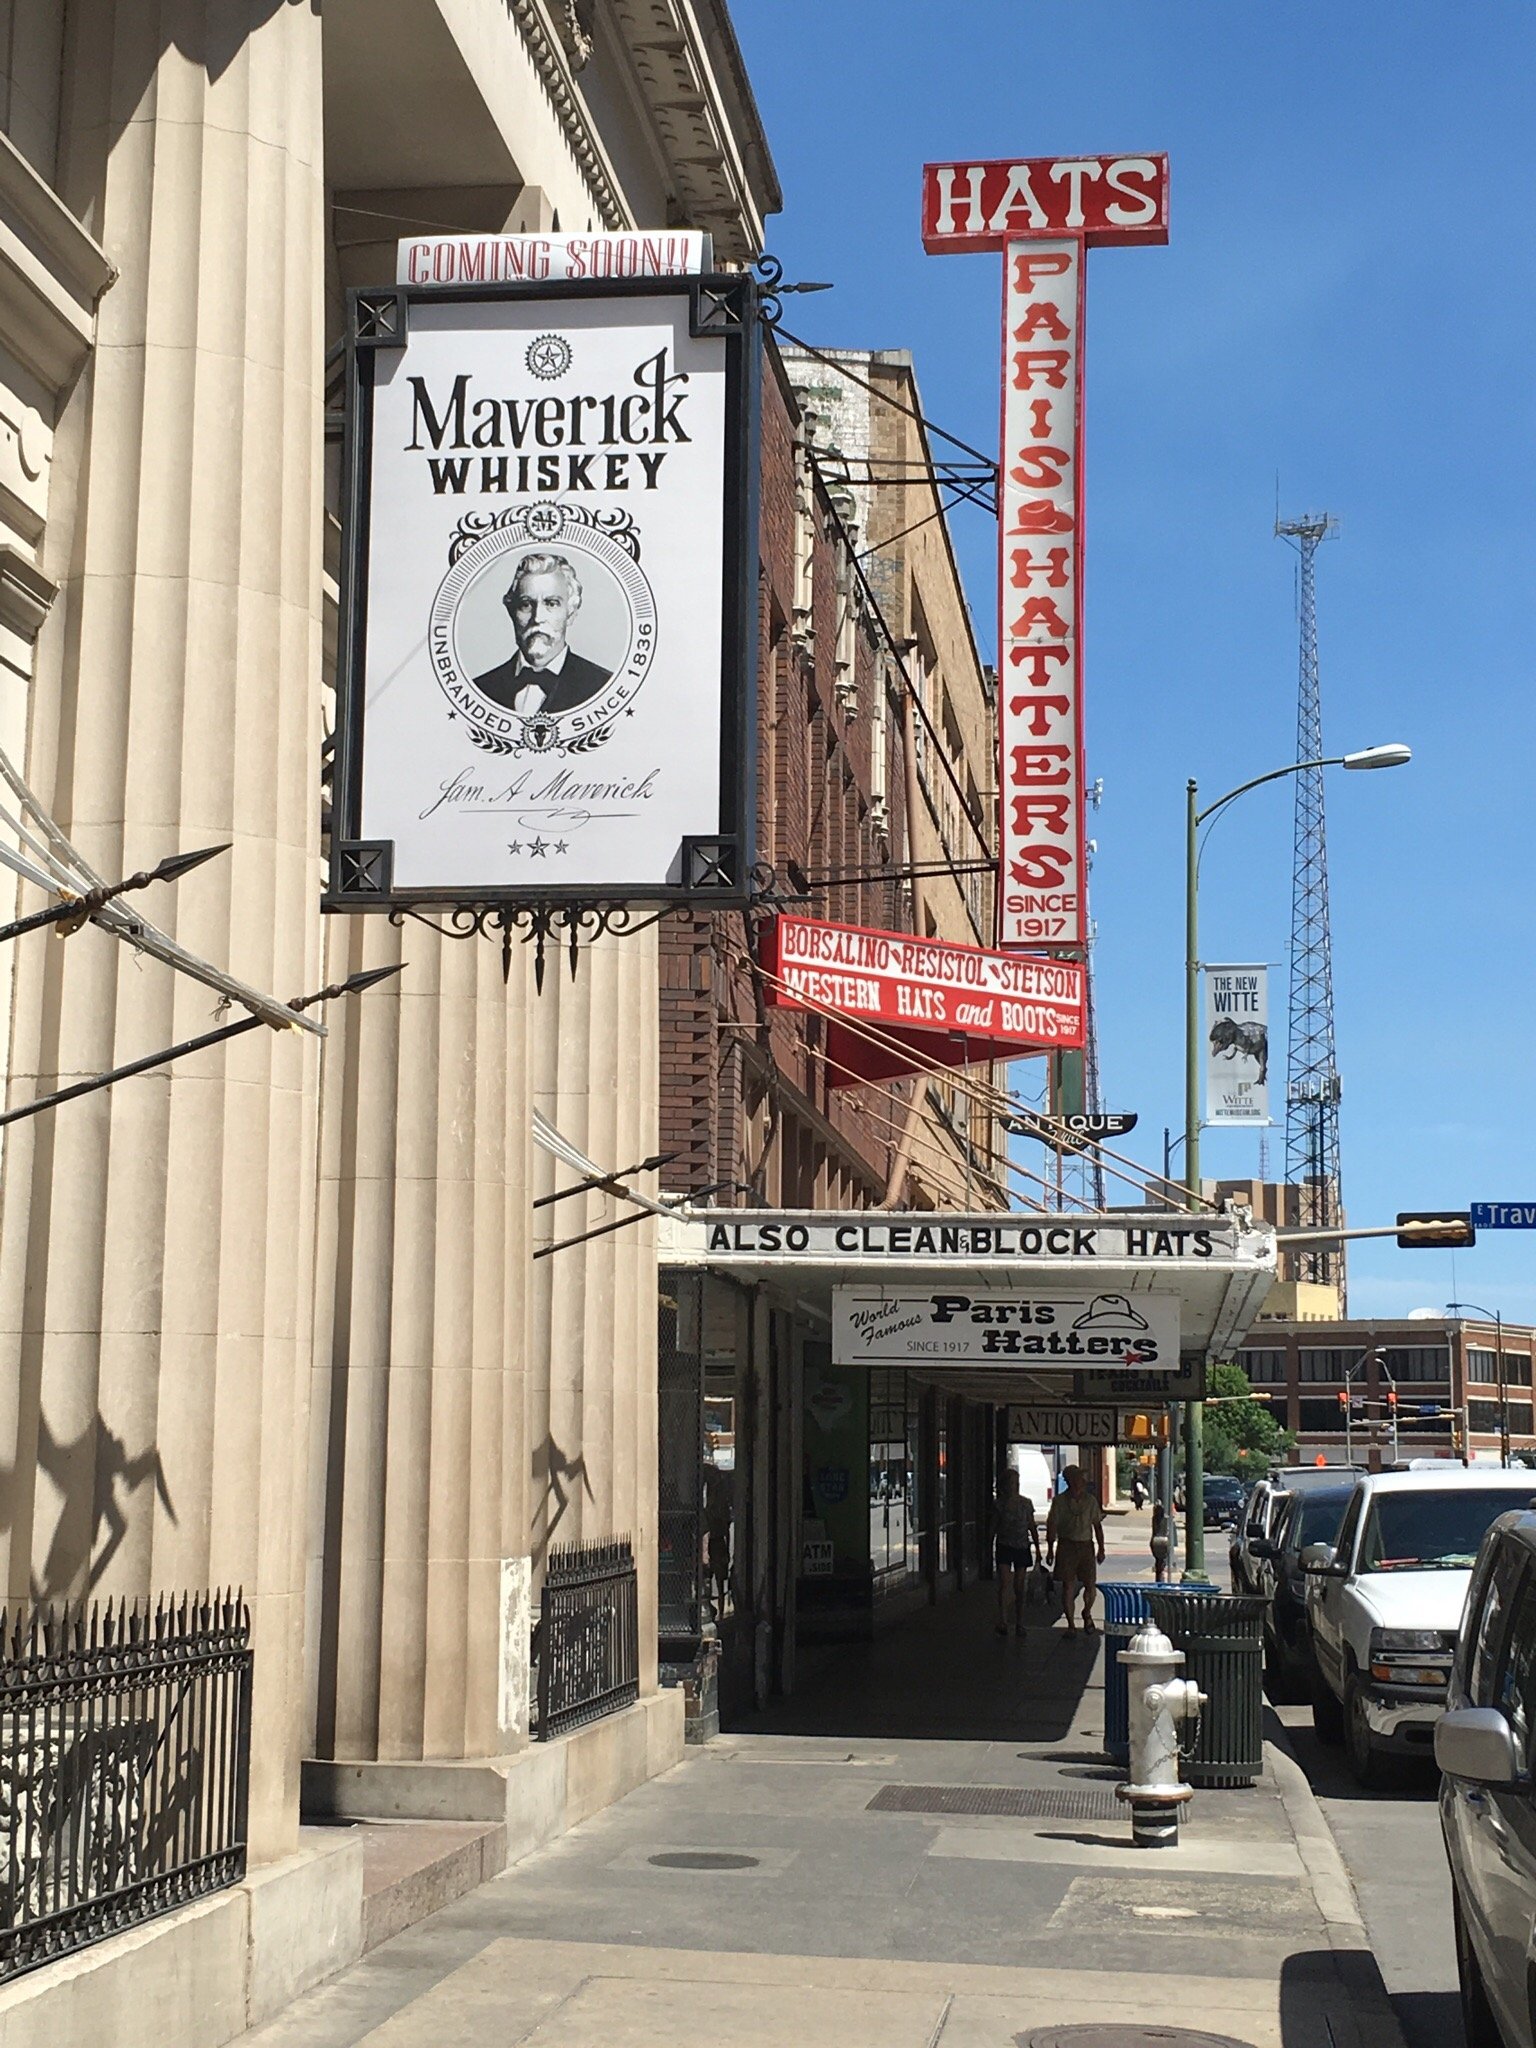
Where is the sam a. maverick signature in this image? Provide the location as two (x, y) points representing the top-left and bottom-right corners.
(420, 763), (659, 821)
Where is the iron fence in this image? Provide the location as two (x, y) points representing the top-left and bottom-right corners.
(532, 1539), (639, 1741)
(0, 1591), (252, 1984)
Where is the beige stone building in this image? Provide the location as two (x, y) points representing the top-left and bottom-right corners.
(0, 3), (774, 2037)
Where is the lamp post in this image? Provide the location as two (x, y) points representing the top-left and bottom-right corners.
(1447, 1303), (1507, 1468)
(1181, 742), (1411, 1579)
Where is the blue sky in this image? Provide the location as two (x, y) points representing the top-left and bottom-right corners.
(733, 2), (1536, 1320)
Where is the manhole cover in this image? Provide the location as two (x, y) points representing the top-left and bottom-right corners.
(1017, 2029), (1255, 2048)
(647, 1851), (761, 1871)
(868, 1782), (1120, 1822)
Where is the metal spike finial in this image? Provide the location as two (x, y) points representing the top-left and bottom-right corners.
(148, 842), (231, 887)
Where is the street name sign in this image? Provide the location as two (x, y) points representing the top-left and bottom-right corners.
(1471, 1203), (1536, 1230)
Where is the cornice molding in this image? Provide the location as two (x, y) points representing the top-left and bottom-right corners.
(0, 132), (114, 391)
(0, 542), (57, 642)
(506, 0), (628, 231)
(609, 0), (774, 260)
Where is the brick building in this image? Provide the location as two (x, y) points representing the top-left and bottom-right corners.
(1238, 1314), (1536, 1467)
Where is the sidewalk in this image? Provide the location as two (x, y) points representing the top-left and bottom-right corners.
(249, 1584), (1402, 2048)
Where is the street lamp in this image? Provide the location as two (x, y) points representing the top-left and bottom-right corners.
(1447, 1303), (1507, 1468)
(1180, 743), (1411, 1579)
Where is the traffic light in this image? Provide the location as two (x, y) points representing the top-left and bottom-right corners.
(1386, 1389), (1397, 1410)
(1396, 1211), (1476, 1250)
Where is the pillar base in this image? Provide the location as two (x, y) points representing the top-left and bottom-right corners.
(302, 1691), (684, 1863)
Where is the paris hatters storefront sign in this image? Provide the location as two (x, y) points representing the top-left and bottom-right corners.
(327, 266), (757, 911)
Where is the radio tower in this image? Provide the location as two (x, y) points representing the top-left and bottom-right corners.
(1277, 513), (1341, 1292)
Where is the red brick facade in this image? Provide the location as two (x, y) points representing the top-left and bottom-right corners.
(659, 347), (1002, 1212)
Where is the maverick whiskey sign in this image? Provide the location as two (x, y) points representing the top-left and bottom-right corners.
(327, 265), (758, 910)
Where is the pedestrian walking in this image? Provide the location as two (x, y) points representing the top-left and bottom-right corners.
(1130, 1470), (1146, 1510)
(1046, 1464), (1107, 1632)
(993, 1466), (1040, 1636)
(1150, 1498), (1174, 1583)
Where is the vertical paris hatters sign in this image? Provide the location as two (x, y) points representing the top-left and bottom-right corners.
(327, 264), (758, 909)
(921, 156), (1168, 951)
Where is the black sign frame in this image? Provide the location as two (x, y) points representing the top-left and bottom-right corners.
(326, 274), (762, 915)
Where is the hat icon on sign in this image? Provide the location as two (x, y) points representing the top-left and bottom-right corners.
(1009, 497), (1076, 535)
(1071, 1293), (1151, 1333)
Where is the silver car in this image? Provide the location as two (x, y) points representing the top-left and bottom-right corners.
(1437, 1506), (1536, 2047)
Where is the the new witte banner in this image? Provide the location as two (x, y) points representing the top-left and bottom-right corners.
(833, 1286), (1179, 1367)
(329, 274), (756, 909)
(1204, 963), (1270, 1125)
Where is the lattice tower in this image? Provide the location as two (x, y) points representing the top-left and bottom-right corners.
(1277, 513), (1340, 1288)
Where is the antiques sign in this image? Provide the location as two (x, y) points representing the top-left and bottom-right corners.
(834, 1286), (1180, 1367)
(328, 269), (757, 909)
(920, 154), (1168, 952)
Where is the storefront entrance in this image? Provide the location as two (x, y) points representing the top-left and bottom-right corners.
(656, 1205), (1275, 1733)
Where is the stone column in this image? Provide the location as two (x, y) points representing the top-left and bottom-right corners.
(0, 1), (325, 1862)
(529, 928), (660, 1691)
(307, 920), (533, 1763)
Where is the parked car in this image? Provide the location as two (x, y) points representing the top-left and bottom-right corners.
(1305, 1467), (1536, 1787)
(1254, 1481), (1356, 1701)
(1232, 1464), (1360, 1595)
(1437, 1506), (1536, 2048)
(1202, 1474), (1246, 1530)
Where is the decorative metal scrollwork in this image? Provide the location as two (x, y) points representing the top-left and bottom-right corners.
(754, 253), (787, 328)
(390, 899), (671, 991)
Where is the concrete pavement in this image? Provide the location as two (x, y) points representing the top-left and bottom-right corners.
(1274, 1705), (1461, 2048)
(246, 1570), (1407, 2048)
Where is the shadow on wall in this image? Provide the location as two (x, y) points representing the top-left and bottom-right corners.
(536, 1433), (595, 1554)
(4, 1414), (177, 1601)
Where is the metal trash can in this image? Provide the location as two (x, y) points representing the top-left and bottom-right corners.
(1148, 1589), (1267, 1788)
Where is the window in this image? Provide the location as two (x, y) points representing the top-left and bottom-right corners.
(1299, 1397), (1345, 1434)
(1468, 1348), (1498, 1386)
(1470, 1400), (1501, 1434)
(1359, 1488), (1525, 1576)
(1508, 1354), (1533, 1389)
(1468, 1541), (1526, 1708)
(1379, 1347), (1449, 1384)
(1496, 1566), (1536, 1765)
(1332, 1489), (1365, 1572)
(1243, 1350), (1286, 1384)
(1512, 1401), (1535, 1439)
(1300, 1349), (1351, 1382)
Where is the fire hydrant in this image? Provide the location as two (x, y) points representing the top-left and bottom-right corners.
(1116, 1619), (1205, 1848)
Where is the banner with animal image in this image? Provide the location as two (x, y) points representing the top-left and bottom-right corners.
(1204, 963), (1270, 1125)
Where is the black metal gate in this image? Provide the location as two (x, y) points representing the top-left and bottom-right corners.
(532, 1540), (640, 1740)
(0, 1592), (252, 1984)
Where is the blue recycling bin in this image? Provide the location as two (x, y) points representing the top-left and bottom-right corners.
(1101, 1581), (1196, 1765)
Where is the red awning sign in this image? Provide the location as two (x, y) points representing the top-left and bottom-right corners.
(759, 915), (1085, 1086)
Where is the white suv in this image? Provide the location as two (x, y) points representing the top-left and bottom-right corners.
(1305, 1467), (1536, 1787)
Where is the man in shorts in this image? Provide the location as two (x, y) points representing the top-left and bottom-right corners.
(1046, 1464), (1107, 1634)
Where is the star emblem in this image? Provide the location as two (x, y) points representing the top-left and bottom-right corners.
(507, 840), (522, 855)
(554, 840), (568, 855)
(528, 836), (548, 858)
